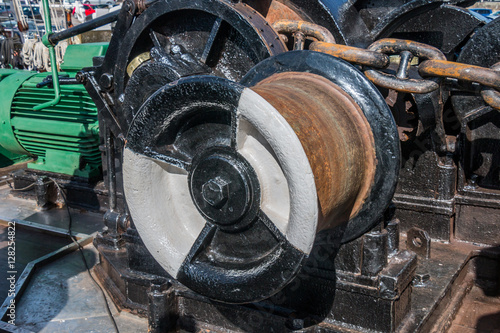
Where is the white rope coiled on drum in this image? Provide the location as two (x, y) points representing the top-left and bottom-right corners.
(21, 39), (37, 70)
(33, 41), (48, 70)
(29, 40), (68, 71)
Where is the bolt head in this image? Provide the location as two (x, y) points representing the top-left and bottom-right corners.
(202, 177), (229, 208)
(100, 73), (113, 89)
(413, 273), (430, 286)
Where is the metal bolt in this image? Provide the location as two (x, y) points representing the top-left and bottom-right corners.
(118, 93), (125, 104)
(413, 273), (430, 286)
(100, 73), (113, 89)
(75, 71), (86, 83)
(469, 174), (479, 188)
(202, 177), (229, 208)
(407, 227), (431, 259)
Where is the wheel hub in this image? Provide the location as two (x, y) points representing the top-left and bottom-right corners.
(189, 148), (260, 230)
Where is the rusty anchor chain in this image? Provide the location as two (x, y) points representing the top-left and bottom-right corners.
(310, 41), (390, 68)
(363, 39), (447, 94)
(255, 19), (500, 109)
(304, 32), (500, 109)
(272, 20), (335, 50)
(481, 62), (500, 110)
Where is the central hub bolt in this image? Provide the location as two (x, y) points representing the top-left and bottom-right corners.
(189, 149), (259, 229)
(202, 177), (229, 208)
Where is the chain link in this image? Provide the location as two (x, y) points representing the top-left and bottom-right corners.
(309, 41), (389, 68)
(480, 62), (500, 110)
(273, 21), (500, 109)
(363, 39), (446, 94)
(306, 37), (500, 109)
(272, 20), (335, 50)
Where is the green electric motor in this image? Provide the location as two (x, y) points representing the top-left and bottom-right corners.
(0, 43), (108, 178)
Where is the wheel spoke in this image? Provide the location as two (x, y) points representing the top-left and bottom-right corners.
(149, 30), (169, 52)
(182, 223), (217, 264)
(258, 210), (287, 243)
(149, 29), (211, 76)
(200, 17), (228, 67)
(230, 111), (238, 149)
(140, 147), (191, 171)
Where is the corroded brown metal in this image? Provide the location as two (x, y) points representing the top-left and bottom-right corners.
(272, 20), (336, 44)
(363, 70), (440, 93)
(364, 38), (446, 94)
(481, 63), (500, 110)
(367, 38), (446, 60)
(419, 60), (500, 90)
(264, 0), (304, 24)
(482, 87), (500, 110)
(309, 41), (390, 68)
(251, 72), (376, 231)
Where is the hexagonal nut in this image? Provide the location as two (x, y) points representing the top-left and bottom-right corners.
(202, 177), (229, 208)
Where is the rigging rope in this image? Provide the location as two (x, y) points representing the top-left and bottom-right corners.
(11, 0), (27, 30)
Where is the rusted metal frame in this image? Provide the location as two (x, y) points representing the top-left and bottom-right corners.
(272, 20), (335, 50)
(363, 38), (446, 94)
(0, 233), (95, 322)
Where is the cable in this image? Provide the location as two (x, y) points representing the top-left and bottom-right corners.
(5, 177), (121, 331)
(7, 181), (36, 191)
(49, 178), (120, 333)
(26, 2), (41, 38)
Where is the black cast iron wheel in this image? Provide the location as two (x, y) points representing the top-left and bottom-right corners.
(123, 76), (315, 303)
(115, 0), (286, 129)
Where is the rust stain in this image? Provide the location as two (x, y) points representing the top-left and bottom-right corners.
(419, 60), (500, 89)
(310, 41), (389, 68)
(264, 1), (307, 25)
(271, 20), (335, 43)
(251, 72), (376, 231)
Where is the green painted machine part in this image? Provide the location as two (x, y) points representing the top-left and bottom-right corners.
(37, 0), (61, 111)
(0, 43), (108, 178)
(0, 145), (30, 168)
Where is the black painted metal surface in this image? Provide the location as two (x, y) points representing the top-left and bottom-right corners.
(64, 0), (500, 331)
